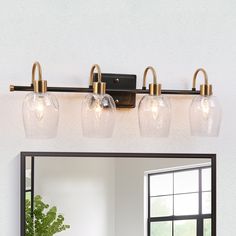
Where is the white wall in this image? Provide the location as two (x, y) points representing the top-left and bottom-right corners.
(0, 0), (235, 235)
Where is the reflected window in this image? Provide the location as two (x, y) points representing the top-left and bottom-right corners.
(148, 166), (212, 236)
(25, 156), (34, 208)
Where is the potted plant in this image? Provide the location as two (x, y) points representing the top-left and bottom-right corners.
(26, 195), (70, 236)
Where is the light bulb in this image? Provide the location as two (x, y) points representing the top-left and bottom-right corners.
(91, 98), (103, 119)
(34, 97), (45, 121)
(200, 97), (211, 120)
(150, 100), (159, 120)
(95, 104), (102, 113)
(22, 92), (59, 138)
(189, 95), (221, 136)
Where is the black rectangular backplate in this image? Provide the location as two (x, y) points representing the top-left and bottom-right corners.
(94, 73), (137, 108)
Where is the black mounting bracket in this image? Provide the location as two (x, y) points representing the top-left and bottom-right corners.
(93, 73), (137, 108)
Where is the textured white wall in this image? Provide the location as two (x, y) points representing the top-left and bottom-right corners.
(0, 0), (235, 235)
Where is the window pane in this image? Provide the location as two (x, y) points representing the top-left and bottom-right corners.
(174, 193), (198, 215)
(202, 192), (211, 214)
(202, 168), (211, 191)
(151, 221), (172, 236)
(174, 220), (196, 236)
(174, 170), (199, 194)
(26, 170), (31, 191)
(26, 191), (31, 201)
(204, 219), (211, 236)
(151, 196), (173, 217)
(26, 157), (32, 191)
(150, 173), (173, 196)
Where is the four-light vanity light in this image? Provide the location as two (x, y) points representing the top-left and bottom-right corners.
(10, 62), (221, 139)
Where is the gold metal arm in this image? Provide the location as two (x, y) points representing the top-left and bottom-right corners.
(89, 64), (102, 86)
(32, 61), (43, 84)
(192, 68), (208, 89)
(32, 62), (47, 93)
(142, 66), (161, 96)
(10, 61), (47, 93)
(142, 66), (157, 88)
(90, 64), (106, 95)
(192, 68), (212, 96)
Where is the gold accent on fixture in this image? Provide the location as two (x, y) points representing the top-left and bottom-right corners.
(10, 85), (15, 92)
(200, 84), (212, 96)
(93, 82), (106, 95)
(192, 68), (212, 96)
(90, 64), (106, 95)
(149, 83), (161, 96)
(143, 66), (161, 96)
(32, 62), (47, 93)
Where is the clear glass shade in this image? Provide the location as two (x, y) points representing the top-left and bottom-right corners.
(138, 95), (171, 137)
(22, 92), (59, 138)
(81, 93), (116, 138)
(189, 95), (221, 136)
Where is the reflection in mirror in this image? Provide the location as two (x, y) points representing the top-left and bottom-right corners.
(21, 153), (216, 236)
(149, 165), (213, 236)
(25, 156), (33, 202)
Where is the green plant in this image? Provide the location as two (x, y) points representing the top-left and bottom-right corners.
(26, 195), (70, 236)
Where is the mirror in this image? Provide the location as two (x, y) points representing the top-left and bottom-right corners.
(21, 152), (216, 236)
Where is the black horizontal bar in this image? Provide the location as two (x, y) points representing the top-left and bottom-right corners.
(11, 85), (200, 95)
(148, 165), (210, 177)
(161, 90), (200, 95)
(149, 214), (212, 222)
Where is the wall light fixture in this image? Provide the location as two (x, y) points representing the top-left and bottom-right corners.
(81, 64), (116, 138)
(10, 62), (221, 138)
(17, 62), (59, 139)
(190, 68), (221, 136)
(138, 66), (171, 137)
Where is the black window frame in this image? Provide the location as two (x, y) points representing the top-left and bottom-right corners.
(147, 165), (214, 236)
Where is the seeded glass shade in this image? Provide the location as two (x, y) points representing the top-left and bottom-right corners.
(81, 93), (116, 138)
(189, 95), (221, 136)
(22, 92), (59, 138)
(138, 95), (171, 137)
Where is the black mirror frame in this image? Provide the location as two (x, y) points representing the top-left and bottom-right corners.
(20, 152), (216, 236)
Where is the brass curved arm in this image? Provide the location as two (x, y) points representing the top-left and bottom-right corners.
(142, 66), (157, 89)
(89, 64), (102, 86)
(32, 62), (43, 85)
(192, 68), (208, 90)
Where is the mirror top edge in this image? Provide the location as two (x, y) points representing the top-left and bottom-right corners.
(21, 151), (216, 159)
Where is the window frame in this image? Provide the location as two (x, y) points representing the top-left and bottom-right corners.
(147, 165), (214, 236)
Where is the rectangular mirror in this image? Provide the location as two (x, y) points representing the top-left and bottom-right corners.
(20, 152), (216, 236)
